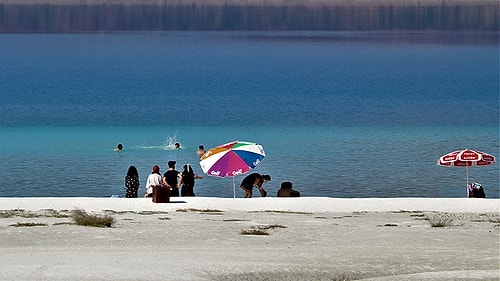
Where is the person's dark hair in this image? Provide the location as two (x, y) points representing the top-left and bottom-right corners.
(281, 181), (292, 189)
(262, 174), (271, 181)
(168, 161), (176, 168)
(117, 143), (123, 150)
(152, 165), (160, 174)
(127, 166), (138, 177)
(199, 145), (204, 150)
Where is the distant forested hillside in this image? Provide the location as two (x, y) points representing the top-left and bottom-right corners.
(0, 0), (498, 32)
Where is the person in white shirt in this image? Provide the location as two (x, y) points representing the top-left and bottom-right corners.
(144, 165), (162, 197)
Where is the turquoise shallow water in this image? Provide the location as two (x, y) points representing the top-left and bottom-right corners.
(1, 125), (497, 198)
(0, 32), (498, 198)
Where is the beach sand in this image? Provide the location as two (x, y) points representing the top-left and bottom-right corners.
(0, 197), (498, 281)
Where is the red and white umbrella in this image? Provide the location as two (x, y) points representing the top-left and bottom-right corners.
(437, 149), (496, 196)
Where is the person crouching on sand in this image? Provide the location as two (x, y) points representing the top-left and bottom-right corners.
(239, 173), (270, 198)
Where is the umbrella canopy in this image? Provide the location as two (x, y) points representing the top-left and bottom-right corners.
(199, 141), (265, 197)
(437, 149), (496, 196)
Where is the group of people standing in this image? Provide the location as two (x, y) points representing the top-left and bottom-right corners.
(123, 143), (300, 198)
(126, 165), (299, 198)
(124, 161), (202, 198)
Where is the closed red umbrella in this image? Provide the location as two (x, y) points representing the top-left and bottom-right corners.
(437, 149), (496, 196)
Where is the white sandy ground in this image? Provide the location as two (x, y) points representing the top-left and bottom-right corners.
(0, 197), (498, 281)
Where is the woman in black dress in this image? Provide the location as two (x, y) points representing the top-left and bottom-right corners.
(180, 164), (202, 196)
(125, 165), (140, 198)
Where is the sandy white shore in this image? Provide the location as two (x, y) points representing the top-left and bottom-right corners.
(1, 197), (499, 213)
(0, 197), (498, 281)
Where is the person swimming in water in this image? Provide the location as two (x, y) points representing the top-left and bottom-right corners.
(114, 143), (123, 151)
(196, 145), (205, 157)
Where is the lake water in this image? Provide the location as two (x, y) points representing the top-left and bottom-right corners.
(0, 31), (498, 198)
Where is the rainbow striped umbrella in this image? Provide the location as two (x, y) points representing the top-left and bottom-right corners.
(199, 141), (265, 197)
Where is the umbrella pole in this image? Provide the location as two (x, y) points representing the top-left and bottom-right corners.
(233, 177), (236, 199)
(466, 166), (469, 197)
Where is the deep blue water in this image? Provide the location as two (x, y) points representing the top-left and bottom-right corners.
(0, 31), (498, 198)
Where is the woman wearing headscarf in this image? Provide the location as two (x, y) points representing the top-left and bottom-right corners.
(180, 164), (202, 196)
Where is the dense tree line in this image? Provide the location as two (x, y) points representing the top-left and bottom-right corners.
(0, 0), (498, 32)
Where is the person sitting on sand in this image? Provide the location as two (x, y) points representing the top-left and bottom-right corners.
(144, 165), (162, 198)
(240, 173), (270, 198)
(468, 182), (486, 198)
(277, 181), (300, 197)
